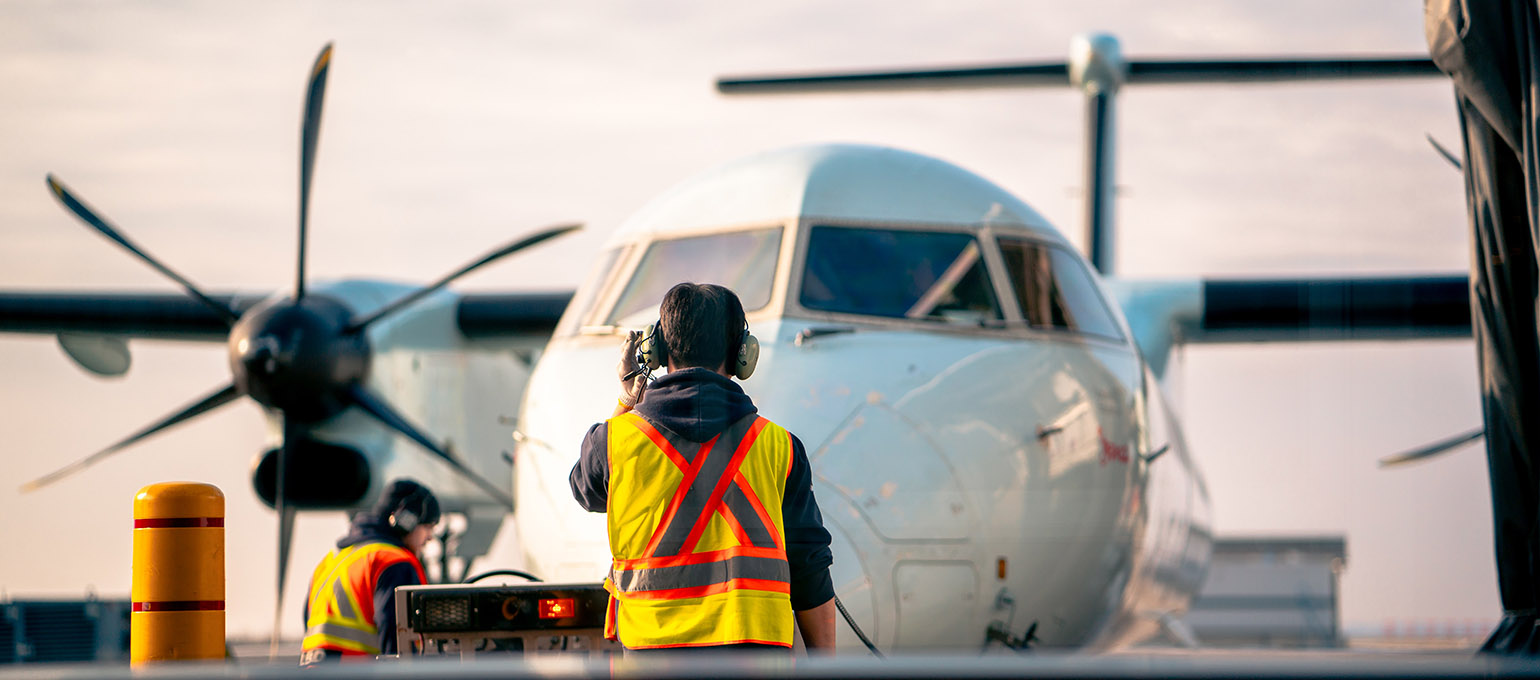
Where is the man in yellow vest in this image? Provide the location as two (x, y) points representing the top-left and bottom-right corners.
(570, 282), (836, 653)
(299, 478), (440, 664)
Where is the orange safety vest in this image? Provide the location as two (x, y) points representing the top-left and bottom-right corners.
(604, 411), (795, 649)
(301, 541), (426, 657)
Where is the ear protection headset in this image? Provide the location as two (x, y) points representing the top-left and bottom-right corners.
(388, 484), (433, 533)
(639, 318), (760, 380)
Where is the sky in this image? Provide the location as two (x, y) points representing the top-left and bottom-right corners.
(0, 1), (1491, 642)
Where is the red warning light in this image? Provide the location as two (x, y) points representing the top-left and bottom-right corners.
(539, 598), (576, 619)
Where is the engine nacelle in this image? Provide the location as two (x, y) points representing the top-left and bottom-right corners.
(251, 439), (372, 510)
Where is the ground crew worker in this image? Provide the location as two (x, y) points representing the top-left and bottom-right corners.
(569, 282), (837, 652)
(299, 478), (440, 665)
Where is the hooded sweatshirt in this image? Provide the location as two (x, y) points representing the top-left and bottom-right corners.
(300, 517), (424, 658)
(570, 367), (835, 612)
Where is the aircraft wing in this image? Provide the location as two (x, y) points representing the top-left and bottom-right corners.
(0, 290), (574, 340)
(0, 290), (573, 376)
(1107, 275), (1470, 378)
(0, 292), (262, 342)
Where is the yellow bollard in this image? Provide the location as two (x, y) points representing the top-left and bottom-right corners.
(131, 482), (225, 664)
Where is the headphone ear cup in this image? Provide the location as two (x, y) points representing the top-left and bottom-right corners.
(390, 509), (418, 533)
(639, 322), (664, 370)
(735, 333), (759, 380)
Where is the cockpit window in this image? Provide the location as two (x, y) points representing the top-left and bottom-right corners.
(800, 226), (1001, 324)
(556, 247), (624, 337)
(998, 237), (1122, 340)
(605, 228), (782, 326)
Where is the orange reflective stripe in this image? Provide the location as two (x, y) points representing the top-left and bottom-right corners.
(719, 503), (754, 547)
(625, 412), (690, 471)
(604, 595), (618, 641)
(636, 637), (792, 649)
(734, 471), (783, 550)
(616, 577), (791, 601)
(677, 418), (767, 555)
(785, 429), (794, 479)
(613, 545), (786, 571)
(642, 433), (718, 557)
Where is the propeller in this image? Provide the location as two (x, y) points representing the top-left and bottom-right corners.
(44, 176), (240, 325)
(20, 383), (240, 493)
(296, 44), (331, 303)
(1426, 133), (1463, 171)
(1379, 428), (1485, 468)
(343, 222), (580, 333)
(21, 43), (579, 653)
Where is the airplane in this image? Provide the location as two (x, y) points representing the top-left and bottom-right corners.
(0, 33), (1473, 653)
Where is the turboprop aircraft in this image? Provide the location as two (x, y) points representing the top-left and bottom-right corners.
(502, 35), (1470, 651)
(0, 36), (1471, 653)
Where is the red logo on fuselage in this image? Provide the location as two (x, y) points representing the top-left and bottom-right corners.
(1099, 427), (1129, 466)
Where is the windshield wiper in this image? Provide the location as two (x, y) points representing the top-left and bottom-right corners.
(795, 326), (857, 346)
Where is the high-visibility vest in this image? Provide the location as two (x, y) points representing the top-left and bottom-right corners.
(301, 541), (425, 657)
(604, 411), (795, 649)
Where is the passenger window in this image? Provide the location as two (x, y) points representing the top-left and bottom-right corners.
(998, 237), (1122, 340)
(605, 228), (782, 326)
(800, 226), (1001, 324)
(556, 247), (624, 337)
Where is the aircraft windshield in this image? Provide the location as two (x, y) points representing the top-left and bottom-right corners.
(556, 247), (625, 337)
(605, 227), (782, 326)
(997, 237), (1122, 340)
(800, 225), (1001, 324)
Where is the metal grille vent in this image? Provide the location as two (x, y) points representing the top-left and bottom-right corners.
(21, 603), (97, 663)
(422, 598), (472, 631)
(0, 607), (16, 664)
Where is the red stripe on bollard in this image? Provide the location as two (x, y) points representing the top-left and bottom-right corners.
(132, 601), (225, 612)
(133, 517), (224, 528)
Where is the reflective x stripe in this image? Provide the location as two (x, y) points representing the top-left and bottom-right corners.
(314, 545), (366, 622)
(632, 414), (773, 557)
(331, 579), (357, 621)
(722, 479), (778, 549)
(611, 554), (790, 594)
(304, 622), (379, 652)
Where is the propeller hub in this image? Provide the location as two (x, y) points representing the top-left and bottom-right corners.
(229, 295), (369, 422)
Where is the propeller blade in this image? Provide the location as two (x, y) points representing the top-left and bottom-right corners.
(1426, 133), (1463, 171)
(345, 384), (514, 509)
(269, 418), (299, 658)
(44, 175), (240, 325)
(1379, 428), (1484, 468)
(296, 42), (334, 303)
(343, 223), (581, 333)
(20, 382), (241, 493)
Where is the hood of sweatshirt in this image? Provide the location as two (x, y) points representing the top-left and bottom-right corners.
(633, 367), (758, 443)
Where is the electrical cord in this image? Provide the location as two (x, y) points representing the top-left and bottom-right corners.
(462, 569), (542, 584)
(835, 595), (884, 658)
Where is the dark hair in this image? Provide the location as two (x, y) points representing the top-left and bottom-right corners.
(369, 478), (441, 533)
(659, 283), (744, 371)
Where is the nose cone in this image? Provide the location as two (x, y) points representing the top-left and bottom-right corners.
(228, 295), (370, 422)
